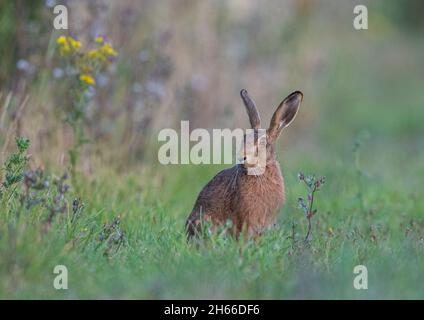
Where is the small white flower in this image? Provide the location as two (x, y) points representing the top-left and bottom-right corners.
(53, 68), (64, 78)
(17, 59), (31, 71)
(45, 0), (56, 8)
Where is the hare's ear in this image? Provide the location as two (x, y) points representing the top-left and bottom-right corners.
(267, 91), (303, 142)
(240, 89), (261, 130)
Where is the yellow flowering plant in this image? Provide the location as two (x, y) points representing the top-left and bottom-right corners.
(55, 35), (118, 184)
(56, 35), (117, 86)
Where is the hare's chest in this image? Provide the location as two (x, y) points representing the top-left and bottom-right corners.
(236, 166), (285, 229)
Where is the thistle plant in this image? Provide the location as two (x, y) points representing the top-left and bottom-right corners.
(21, 169), (73, 232)
(297, 172), (326, 242)
(0, 137), (80, 228)
(21, 168), (50, 209)
(0, 137), (30, 202)
(55, 35), (118, 183)
(0, 136), (127, 257)
(98, 216), (127, 256)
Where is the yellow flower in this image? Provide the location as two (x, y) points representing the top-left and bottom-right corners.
(86, 49), (100, 60)
(56, 35), (67, 45)
(68, 37), (82, 50)
(57, 36), (82, 56)
(79, 74), (96, 85)
(95, 36), (104, 44)
(59, 43), (71, 56)
(101, 43), (118, 57)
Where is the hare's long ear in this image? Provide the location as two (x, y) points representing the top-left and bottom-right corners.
(240, 89), (261, 130)
(268, 91), (303, 142)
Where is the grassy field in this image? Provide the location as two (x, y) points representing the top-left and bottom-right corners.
(0, 1), (423, 299)
(1, 121), (423, 299)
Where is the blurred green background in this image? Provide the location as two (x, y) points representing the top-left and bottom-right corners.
(0, 0), (423, 299)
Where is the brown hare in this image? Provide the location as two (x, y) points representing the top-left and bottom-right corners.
(185, 89), (303, 239)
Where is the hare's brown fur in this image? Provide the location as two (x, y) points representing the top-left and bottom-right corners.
(186, 89), (303, 238)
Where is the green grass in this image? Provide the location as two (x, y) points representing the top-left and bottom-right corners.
(1, 137), (423, 299)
